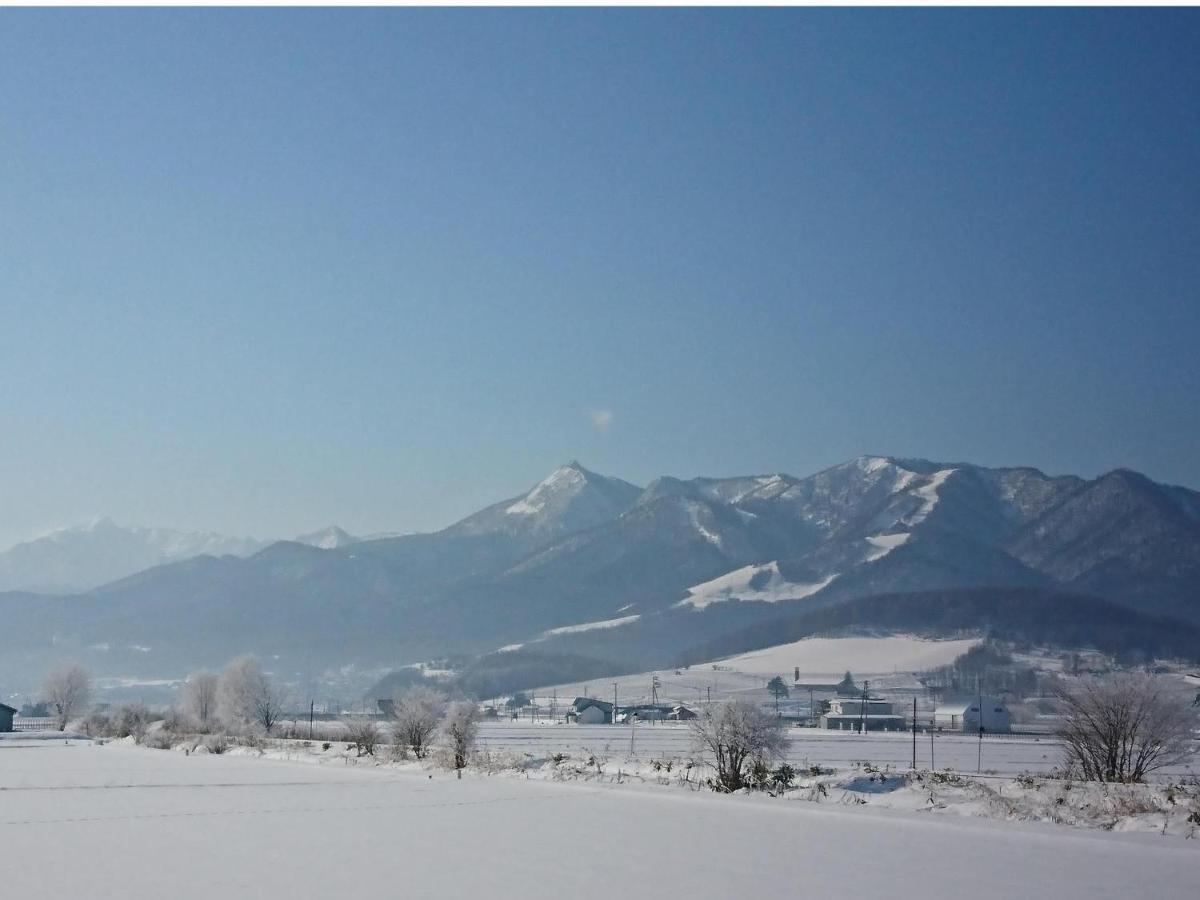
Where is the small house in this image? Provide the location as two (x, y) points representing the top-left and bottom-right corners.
(668, 705), (697, 721)
(935, 696), (1012, 734)
(569, 698), (613, 724)
(0, 702), (15, 733)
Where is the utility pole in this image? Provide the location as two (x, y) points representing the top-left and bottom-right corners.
(613, 682), (618, 726)
(809, 688), (815, 726)
(977, 678), (984, 774)
(309, 700), (314, 741)
(859, 680), (870, 734)
(930, 724), (935, 771)
(911, 697), (917, 770)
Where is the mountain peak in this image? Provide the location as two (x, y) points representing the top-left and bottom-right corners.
(505, 465), (591, 516)
(445, 463), (640, 542)
(294, 526), (359, 550)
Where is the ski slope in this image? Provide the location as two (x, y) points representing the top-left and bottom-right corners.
(1, 741), (1195, 899)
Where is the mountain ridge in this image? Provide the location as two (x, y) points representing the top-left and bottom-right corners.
(1, 455), (1196, 692)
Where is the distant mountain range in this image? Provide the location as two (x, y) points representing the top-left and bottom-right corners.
(0, 521), (390, 593)
(1, 457), (1197, 692)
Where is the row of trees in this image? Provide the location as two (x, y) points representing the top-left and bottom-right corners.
(180, 657), (288, 733)
(39, 657), (287, 734)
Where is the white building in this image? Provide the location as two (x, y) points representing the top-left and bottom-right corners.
(820, 697), (906, 732)
(935, 696), (1011, 734)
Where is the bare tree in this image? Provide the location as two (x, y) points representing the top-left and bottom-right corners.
(391, 686), (446, 759)
(181, 671), (219, 731)
(441, 700), (480, 774)
(690, 698), (789, 792)
(218, 656), (288, 733)
(41, 664), (91, 731)
(1057, 673), (1199, 783)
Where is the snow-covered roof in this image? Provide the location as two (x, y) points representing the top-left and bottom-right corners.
(572, 697), (612, 713)
(935, 696), (1007, 715)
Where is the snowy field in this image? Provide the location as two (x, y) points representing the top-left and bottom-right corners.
(718, 634), (981, 678)
(1, 738), (1197, 899)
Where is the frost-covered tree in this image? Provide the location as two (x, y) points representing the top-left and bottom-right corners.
(181, 671), (219, 731)
(441, 700), (480, 774)
(391, 686), (446, 759)
(218, 657), (287, 733)
(41, 664), (91, 731)
(690, 698), (789, 792)
(1057, 674), (1198, 783)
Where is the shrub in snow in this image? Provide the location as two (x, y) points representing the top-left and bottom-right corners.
(440, 701), (480, 772)
(141, 730), (175, 750)
(390, 686), (446, 760)
(235, 730), (267, 751)
(113, 703), (153, 740)
(204, 735), (229, 755)
(690, 698), (789, 793)
(82, 710), (113, 738)
(344, 719), (381, 757)
(160, 707), (189, 734)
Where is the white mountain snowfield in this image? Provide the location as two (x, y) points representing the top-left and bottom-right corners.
(677, 562), (838, 609)
(865, 531), (911, 561)
(717, 634), (983, 679)
(493, 614), (644, 653)
(540, 613), (642, 637)
(1, 741), (1195, 899)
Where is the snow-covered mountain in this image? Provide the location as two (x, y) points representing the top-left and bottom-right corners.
(444, 461), (642, 546)
(1, 456), (1197, 689)
(293, 526), (360, 550)
(0, 518), (269, 593)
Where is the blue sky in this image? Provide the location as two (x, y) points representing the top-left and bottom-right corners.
(1, 9), (1197, 546)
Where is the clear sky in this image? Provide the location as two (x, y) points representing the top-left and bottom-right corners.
(1, 8), (1198, 548)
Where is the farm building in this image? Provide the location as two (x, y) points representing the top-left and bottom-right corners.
(0, 702), (15, 733)
(569, 698), (613, 724)
(935, 696), (1012, 734)
(820, 696), (906, 732)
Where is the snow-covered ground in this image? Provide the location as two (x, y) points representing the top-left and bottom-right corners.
(1, 738), (1196, 899)
(717, 634), (981, 678)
